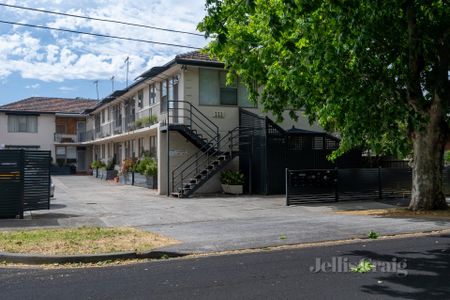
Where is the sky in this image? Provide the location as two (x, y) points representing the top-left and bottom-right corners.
(0, 0), (209, 105)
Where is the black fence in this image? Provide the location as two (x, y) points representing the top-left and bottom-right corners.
(0, 150), (51, 218)
(286, 167), (430, 205)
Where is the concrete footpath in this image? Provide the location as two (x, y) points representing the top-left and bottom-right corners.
(1, 176), (449, 254)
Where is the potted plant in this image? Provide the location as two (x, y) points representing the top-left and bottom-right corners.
(134, 156), (158, 189)
(90, 160), (105, 178)
(119, 158), (134, 184)
(100, 158), (117, 180)
(220, 170), (244, 194)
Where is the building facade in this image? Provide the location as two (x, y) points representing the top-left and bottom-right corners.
(0, 97), (98, 172)
(84, 51), (323, 195)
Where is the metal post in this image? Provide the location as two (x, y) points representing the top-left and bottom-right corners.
(19, 149), (25, 219)
(378, 166), (382, 199)
(285, 168), (289, 206)
(167, 130), (170, 196)
(335, 167), (339, 202)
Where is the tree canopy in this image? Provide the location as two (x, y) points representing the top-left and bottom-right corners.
(199, 0), (449, 157)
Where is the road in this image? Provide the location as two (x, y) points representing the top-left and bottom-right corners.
(0, 234), (449, 300)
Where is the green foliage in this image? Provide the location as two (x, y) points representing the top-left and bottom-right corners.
(135, 115), (158, 128)
(135, 156), (158, 177)
(198, 1), (450, 159)
(91, 160), (105, 169)
(351, 259), (375, 273)
(105, 157), (116, 171)
(368, 231), (379, 239)
(220, 170), (245, 185)
(444, 151), (450, 165)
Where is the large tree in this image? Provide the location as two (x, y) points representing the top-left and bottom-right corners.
(198, 0), (450, 210)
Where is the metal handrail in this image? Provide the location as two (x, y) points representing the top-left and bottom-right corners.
(171, 127), (255, 193)
(167, 100), (219, 137)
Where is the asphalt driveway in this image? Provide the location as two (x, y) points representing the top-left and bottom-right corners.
(1, 176), (449, 253)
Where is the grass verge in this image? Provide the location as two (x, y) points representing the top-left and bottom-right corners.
(335, 208), (450, 219)
(0, 227), (177, 255)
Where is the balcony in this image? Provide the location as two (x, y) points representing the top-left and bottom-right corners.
(54, 133), (90, 143)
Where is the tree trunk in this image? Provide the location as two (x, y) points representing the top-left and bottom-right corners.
(409, 98), (449, 211)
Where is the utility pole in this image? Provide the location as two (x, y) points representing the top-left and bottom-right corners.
(111, 76), (115, 92)
(93, 80), (99, 100)
(124, 56), (130, 88)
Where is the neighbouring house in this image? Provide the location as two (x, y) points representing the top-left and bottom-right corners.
(83, 51), (329, 196)
(0, 97), (98, 173)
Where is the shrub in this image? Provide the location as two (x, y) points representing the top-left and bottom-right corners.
(135, 115), (158, 128)
(135, 156), (157, 177)
(91, 160), (106, 169)
(220, 170), (245, 185)
(119, 158), (135, 175)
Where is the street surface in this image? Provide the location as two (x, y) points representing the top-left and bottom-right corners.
(0, 234), (449, 299)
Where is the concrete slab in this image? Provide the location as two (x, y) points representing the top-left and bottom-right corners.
(2, 175), (449, 253)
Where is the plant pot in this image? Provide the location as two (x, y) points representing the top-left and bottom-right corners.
(222, 184), (243, 195)
(119, 173), (131, 185)
(105, 170), (117, 180)
(133, 173), (157, 189)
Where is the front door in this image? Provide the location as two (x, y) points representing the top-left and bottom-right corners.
(77, 149), (86, 171)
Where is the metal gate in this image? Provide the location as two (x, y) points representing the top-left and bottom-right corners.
(0, 150), (51, 218)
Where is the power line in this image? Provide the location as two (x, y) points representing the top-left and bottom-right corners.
(0, 20), (201, 49)
(0, 2), (204, 37)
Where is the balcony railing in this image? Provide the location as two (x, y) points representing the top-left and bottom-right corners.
(86, 105), (162, 142)
(54, 133), (90, 143)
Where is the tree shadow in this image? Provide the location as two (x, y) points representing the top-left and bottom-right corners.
(343, 236), (450, 299)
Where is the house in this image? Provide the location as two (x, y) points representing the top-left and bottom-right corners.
(83, 51), (325, 196)
(0, 97), (98, 172)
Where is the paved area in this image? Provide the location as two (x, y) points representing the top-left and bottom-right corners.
(0, 176), (449, 253)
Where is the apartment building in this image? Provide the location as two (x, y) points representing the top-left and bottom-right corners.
(0, 97), (98, 172)
(85, 51), (323, 196)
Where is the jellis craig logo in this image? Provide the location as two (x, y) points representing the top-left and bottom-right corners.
(310, 257), (408, 277)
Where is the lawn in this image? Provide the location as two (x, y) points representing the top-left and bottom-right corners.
(0, 227), (177, 255)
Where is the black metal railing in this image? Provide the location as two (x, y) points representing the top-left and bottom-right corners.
(171, 127), (253, 195)
(165, 100), (220, 144)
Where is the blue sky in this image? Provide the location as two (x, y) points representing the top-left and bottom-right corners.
(0, 0), (208, 105)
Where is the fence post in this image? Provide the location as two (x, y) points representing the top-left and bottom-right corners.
(334, 167), (339, 202)
(132, 171), (135, 186)
(378, 166), (382, 199)
(285, 168), (289, 206)
(19, 149), (25, 219)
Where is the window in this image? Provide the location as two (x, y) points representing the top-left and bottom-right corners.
(199, 69), (252, 107)
(8, 115), (38, 133)
(137, 90), (144, 108)
(94, 114), (101, 132)
(113, 105), (122, 127)
(149, 135), (157, 158)
(149, 84), (156, 104)
(160, 80), (168, 113)
(101, 110), (105, 123)
(138, 138), (144, 157)
(101, 144), (105, 159)
(219, 71), (237, 105)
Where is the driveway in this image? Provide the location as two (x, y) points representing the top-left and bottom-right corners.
(1, 176), (449, 253)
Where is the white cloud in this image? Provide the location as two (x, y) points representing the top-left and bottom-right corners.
(59, 86), (76, 91)
(26, 83), (40, 89)
(0, 0), (208, 83)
